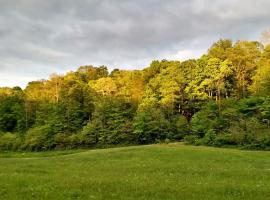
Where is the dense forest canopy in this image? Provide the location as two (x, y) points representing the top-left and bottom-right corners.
(1, 38), (270, 151)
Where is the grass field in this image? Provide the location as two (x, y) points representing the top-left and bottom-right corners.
(0, 143), (270, 200)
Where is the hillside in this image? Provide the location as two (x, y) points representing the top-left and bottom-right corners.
(0, 143), (270, 200)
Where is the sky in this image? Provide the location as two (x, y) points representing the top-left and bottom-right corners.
(0, 0), (270, 88)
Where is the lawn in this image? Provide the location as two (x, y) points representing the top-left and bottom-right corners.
(0, 143), (269, 200)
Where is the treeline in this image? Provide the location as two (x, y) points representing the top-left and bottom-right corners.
(1, 39), (270, 151)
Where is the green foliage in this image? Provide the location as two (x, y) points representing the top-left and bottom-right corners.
(0, 88), (26, 133)
(133, 107), (171, 144)
(0, 132), (21, 151)
(81, 97), (136, 146)
(184, 135), (199, 144)
(170, 115), (190, 140)
(23, 125), (55, 151)
(191, 102), (222, 137)
(1, 39), (270, 151)
(80, 121), (99, 146)
(250, 59), (270, 96)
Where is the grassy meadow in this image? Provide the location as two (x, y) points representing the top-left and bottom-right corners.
(0, 143), (270, 200)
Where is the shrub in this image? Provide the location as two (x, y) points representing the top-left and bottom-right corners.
(168, 115), (189, 140)
(66, 134), (81, 149)
(184, 135), (199, 145)
(133, 108), (171, 144)
(200, 129), (216, 145)
(0, 132), (19, 150)
(23, 125), (55, 151)
(80, 122), (99, 147)
(164, 138), (170, 144)
(54, 133), (70, 149)
(212, 134), (237, 147)
(191, 102), (221, 137)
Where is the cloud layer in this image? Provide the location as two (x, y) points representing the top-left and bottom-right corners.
(0, 0), (270, 87)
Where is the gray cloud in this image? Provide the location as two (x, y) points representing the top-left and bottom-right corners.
(0, 0), (270, 87)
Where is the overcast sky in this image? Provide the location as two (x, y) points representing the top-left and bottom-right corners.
(0, 0), (270, 88)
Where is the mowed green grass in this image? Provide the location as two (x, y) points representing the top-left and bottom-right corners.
(0, 144), (270, 200)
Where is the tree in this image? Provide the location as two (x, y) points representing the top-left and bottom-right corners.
(90, 77), (117, 96)
(112, 70), (144, 104)
(1, 37), (270, 151)
(0, 87), (25, 132)
(208, 39), (232, 60)
(250, 59), (270, 96)
(227, 41), (261, 98)
(82, 97), (136, 145)
(133, 107), (170, 144)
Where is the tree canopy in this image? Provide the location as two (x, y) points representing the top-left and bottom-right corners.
(1, 39), (270, 151)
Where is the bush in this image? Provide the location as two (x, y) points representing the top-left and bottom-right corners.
(191, 102), (222, 137)
(212, 134), (237, 147)
(249, 135), (270, 150)
(80, 122), (99, 147)
(54, 133), (70, 149)
(184, 135), (199, 145)
(133, 108), (171, 144)
(0, 132), (20, 151)
(164, 138), (170, 144)
(23, 125), (55, 151)
(66, 134), (81, 149)
(199, 129), (216, 145)
(168, 115), (189, 140)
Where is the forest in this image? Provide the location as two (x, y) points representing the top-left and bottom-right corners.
(1, 39), (270, 151)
